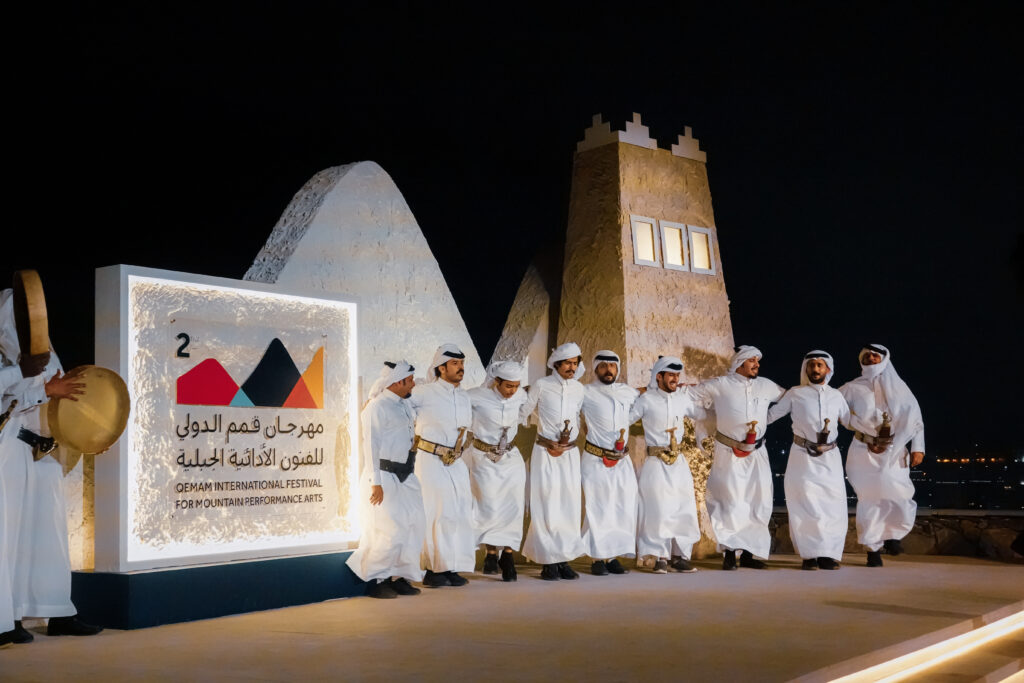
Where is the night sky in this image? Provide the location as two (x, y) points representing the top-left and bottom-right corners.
(4, 4), (1022, 455)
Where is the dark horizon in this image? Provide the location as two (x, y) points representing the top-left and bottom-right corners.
(4, 4), (1021, 455)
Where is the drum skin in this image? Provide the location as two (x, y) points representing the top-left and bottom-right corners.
(13, 269), (49, 356)
(48, 365), (131, 454)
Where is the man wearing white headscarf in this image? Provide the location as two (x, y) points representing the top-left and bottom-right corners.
(409, 343), (476, 587)
(839, 344), (925, 567)
(629, 356), (706, 573)
(0, 288), (101, 645)
(767, 351), (851, 570)
(691, 346), (785, 570)
(347, 361), (425, 598)
(580, 350), (639, 576)
(465, 360), (529, 582)
(521, 342), (586, 580)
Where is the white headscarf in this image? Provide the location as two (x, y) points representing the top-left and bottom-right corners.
(729, 345), (762, 374)
(800, 350), (834, 386)
(486, 359), (525, 388)
(367, 360), (415, 400)
(423, 343), (465, 383)
(547, 342), (585, 379)
(854, 343), (923, 438)
(648, 355), (684, 391)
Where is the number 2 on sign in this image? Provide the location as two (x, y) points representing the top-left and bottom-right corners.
(176, 333), (191, 358)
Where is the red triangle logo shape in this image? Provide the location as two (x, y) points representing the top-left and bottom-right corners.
(283, 377), (317, 409)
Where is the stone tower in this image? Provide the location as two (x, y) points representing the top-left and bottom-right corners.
(495, 113), (734, 386)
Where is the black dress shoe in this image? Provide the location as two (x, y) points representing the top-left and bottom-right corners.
(883, 539), (904, 556)
(817, 557), (840, 570)
(423, 569), (451, 588)
(557, 562), (579, 580)
(801, 559), (818, 571)
(445, 571), (469, 587)
(0, 630), (13, 649)
(739, 550), (767, 569)
(606, 558), (629, 574)
(669, 557), (696, 573)
(482, 553), (499, 574)
(366, 579), (399, 599)
(540, 564), (560, 581)
(391, 578), (421, 595)
(722, 551), (738, 571)
(47, 615), (103, 636)
(498, 550), (517, 582)
(11, 621), (33, 643)
(867, 550), (884, 567)
(590, 560), (609, 576)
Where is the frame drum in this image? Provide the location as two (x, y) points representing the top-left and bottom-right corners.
(48, 365), (131, 454)
(13, 269), (49, 356)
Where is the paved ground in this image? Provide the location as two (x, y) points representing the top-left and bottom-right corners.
(2, 553), (1022, 682)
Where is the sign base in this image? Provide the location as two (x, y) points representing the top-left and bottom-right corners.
(71, 551), (363, 629)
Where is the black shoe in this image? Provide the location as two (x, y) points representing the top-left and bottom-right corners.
(606, 558), (629, 575)
(801, 559), (818, 571)
(722, 551), (738, 571)
(557, 562), (579, 580)
(883, 539), (904, 556)
(498, 550), (517, 582)
(0, 629), (12, 649)
(739, 550), (767, 569)
(652, 558), (669, 574)
(591, 560), (609, 576)
(540, 564), (560, 581)
(669, 556), (696, 573)
(47, 615), (103, 637)
(366, 579), (399, 599)
(867, 551), (884, 567)
(445, 571), (469, 587)
(423, 569), (451, 588)
(11, 621), (33, 643)
(391, 577), (421, 595)
(817, 557), (840, 570)
(482, 553), (499, 574)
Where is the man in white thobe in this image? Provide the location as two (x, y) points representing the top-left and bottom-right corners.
(580, 350), (639, 576)
(767, 351), (851, 570)
(465, 360), (529, 582)
(839, 344), (925, 567)
(346, 361), (425, 599)
(0, 288), (100, 644)
(629, 356), (706, 574)
(410, 343), (475, 587)
(521, 342), (586, 581)
(692, 345), (785, 570)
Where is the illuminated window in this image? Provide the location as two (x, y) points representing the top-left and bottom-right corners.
(630, 215), (661, 267)
(660, 221), (688, 271)
(688, 226), (716, 275)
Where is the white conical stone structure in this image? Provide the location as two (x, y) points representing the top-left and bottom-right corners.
(245, 161), (485, 395)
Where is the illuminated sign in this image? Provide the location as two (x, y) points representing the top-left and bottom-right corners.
(94, 266), (359, 572)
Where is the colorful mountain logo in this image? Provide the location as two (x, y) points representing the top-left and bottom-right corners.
(176, 339), (324, 409)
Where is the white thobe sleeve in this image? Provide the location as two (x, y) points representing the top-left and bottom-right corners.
(521, 383), (541, 425)
(837, 395), (852, 432)
(767, 390), (793, 424)
(0, 364), (23, 391)
(911, 428), (925, 454)
(362, 404), (384, 486)
(768, 380), (785, 402)
(628, 399), (644, 426)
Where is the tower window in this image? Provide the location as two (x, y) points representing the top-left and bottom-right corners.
(660, 221), (688, 271)
(629, 215), (661, 267)
(688, 226), (715, 275)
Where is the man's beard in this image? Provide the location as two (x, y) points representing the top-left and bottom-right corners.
(808, 374), (825, 384)
(599, 373), (616, 385)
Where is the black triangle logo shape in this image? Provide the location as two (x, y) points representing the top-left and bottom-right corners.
(240, 338), (302, 408)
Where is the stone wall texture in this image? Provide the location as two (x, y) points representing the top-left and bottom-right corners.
(245, 161), (486, 393)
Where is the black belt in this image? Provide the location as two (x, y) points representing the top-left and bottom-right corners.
(793, 435), (837, 457)
(380, 453), (416, 483)
(18, 428), (57, 455)
(714, 430), (765, 453)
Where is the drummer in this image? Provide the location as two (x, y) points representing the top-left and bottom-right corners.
(0, 275), (102, 646)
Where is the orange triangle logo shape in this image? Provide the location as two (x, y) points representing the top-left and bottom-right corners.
(300, 347), (324, 409)
(283, 377), (317, 409)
